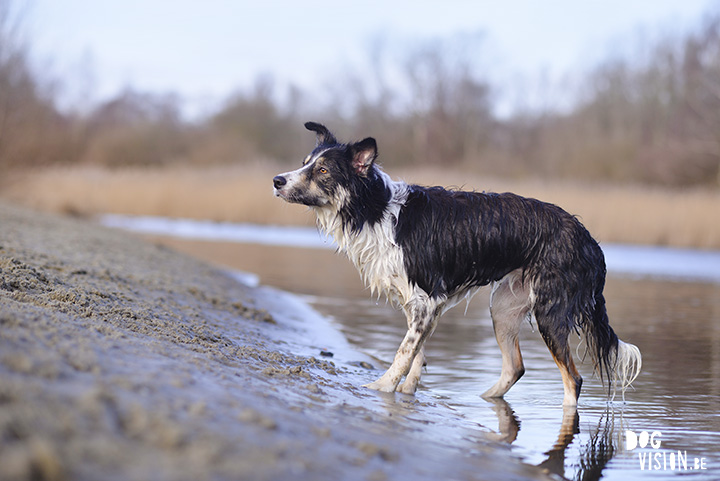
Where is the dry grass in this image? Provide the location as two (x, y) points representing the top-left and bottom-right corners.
(2, 164), (314, 226)
(3, 164), (720, 249)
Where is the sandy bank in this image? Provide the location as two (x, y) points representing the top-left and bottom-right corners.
(0, 202), (550, 481)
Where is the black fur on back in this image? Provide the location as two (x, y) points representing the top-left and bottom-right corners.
(394, 184), (619, 382)
(395, 187), (544, 297)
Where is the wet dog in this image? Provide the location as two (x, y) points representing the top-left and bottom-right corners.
(273, 122), (641, 405)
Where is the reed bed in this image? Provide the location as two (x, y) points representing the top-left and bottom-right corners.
(3, 165), (719, 249)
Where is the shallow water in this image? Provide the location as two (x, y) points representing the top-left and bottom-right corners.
(306, 278), (720, 480)
(105, 217), (720, 480)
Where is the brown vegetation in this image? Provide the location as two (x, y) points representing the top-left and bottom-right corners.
(1, 0), (719, 249)
(4, 165), (720, 249)
(2, 1), (720, 187)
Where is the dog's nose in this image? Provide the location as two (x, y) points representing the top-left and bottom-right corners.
(273, 175), (287, 189)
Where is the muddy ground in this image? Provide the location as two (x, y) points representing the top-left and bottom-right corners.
(0, 202), (551, 481)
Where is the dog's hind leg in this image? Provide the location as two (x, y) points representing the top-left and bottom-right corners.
(482, 273), (531, 399)
(536, 316), (583, 406)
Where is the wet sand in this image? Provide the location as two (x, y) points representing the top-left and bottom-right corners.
(0, 202), (550, 481)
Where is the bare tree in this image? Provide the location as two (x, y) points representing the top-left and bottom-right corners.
(0, 0), (68, 168)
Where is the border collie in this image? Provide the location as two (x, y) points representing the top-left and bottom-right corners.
(273, 122), (641, 406)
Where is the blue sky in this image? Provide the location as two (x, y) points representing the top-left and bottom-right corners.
(21, 0), (719, 115)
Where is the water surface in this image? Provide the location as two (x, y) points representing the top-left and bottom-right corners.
(104, 216), (720, 480)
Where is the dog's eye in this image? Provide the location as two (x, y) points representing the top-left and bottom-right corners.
(318, 167), (328, 174)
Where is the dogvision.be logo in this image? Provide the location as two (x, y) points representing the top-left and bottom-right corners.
(626, 430), (708, 472)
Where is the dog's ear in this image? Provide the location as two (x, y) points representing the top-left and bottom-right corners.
(304, 121), (337, 146)
(350, 137), (377, 176)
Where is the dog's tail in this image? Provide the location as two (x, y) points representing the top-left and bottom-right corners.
(583, 294), (642, 401)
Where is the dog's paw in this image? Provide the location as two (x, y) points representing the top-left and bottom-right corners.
(396, 381), (418, 395)
(363, 380), (396, 393)
(480, 386), (503, 399)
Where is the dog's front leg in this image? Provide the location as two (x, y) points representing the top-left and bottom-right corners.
(364, 312), (436, 393)
(397, 346), (425, 394)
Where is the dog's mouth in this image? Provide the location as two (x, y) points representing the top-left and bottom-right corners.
(273, 187), (287, 199)
(274, 186), (303, 205)
(275, 187), (329, 208)
(273, 185), (306, 205)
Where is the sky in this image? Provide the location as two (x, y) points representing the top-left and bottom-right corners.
(19, 0), (720, 116)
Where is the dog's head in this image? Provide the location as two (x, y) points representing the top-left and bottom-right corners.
(273, 122), (378, 208)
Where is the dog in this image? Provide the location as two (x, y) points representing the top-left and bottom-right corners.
(273, 122), (641, 406)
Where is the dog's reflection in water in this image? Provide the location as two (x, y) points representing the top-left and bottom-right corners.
(484, 399), (619, 481)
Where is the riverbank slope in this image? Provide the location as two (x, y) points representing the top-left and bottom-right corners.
(0, 202), (550, 481)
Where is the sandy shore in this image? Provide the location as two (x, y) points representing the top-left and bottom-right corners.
(0, 202), (550, 481)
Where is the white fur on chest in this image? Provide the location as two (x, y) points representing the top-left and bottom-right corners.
(314, 179), (412, 305)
